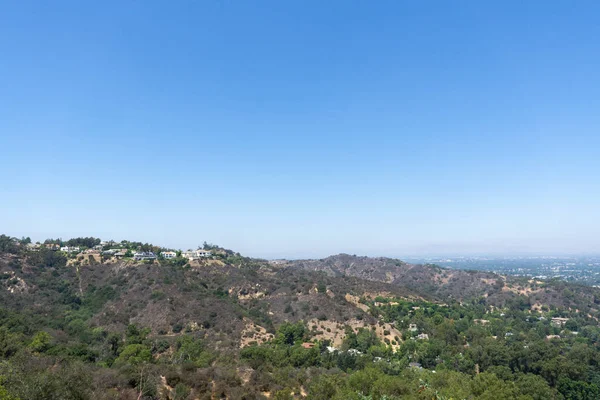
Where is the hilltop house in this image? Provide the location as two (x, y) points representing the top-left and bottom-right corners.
(182, 249), (212, 260)
(134, 252), (156, 261)
(161, 251), (177, 259)
(198, 249), (211, 258)
(408, 324), (418, 332)
(26, 243), (41, 251)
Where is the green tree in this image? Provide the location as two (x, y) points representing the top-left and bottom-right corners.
(317, 282), (327, 293)
(308, 374), (343, 400)
(114, 344), (152, 365)
(0, 328), (21, 359)
(0, 236), (18, 254)
(558, 377), (600, 400)
(272, 388), (294, 400)
(0, 378), (18, 400)
(275, 322), (306, 346)
(241, 345), (275, 369)
(470, 372), (518, 399)
(125, 324), (149, 345)
(515, 373), (557, 400)
(28, 332), (51, 353)
(343, 328), (381, 353)
(172, 335), (213, 367)
(173, 383), (191, 400)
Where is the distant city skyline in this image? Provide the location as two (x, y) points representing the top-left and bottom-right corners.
(2, 1), (599, 258)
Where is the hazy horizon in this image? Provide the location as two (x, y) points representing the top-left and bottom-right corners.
(2, 1), (599, 257)
(4, 230), (600, 261)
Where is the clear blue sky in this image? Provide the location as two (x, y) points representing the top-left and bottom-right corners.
(1, 1), (599, 258)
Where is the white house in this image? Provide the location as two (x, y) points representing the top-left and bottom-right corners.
(161, 251), (177, 259)
(134, 252), (157, 261)
(408, 324), (418, 332)
(60, 246), (80, 253)
(197, 249), (211, 258)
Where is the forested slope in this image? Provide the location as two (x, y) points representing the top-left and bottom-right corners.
(1, 236), (600, 399)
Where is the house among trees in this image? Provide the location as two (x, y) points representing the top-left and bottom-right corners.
(551, 317), (570, 327)
(114, 250), (128, 258)
(26, 243), (41, 251)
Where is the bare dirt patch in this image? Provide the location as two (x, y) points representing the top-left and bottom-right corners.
(240, 318), (274, 348)
(308, 318), (402, 351)
(344, 293), (370, 312)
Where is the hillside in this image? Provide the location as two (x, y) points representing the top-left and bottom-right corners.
(2, 238), (600, 399)
(0, 252), (423, 347)
(290, 253), (600, 312)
